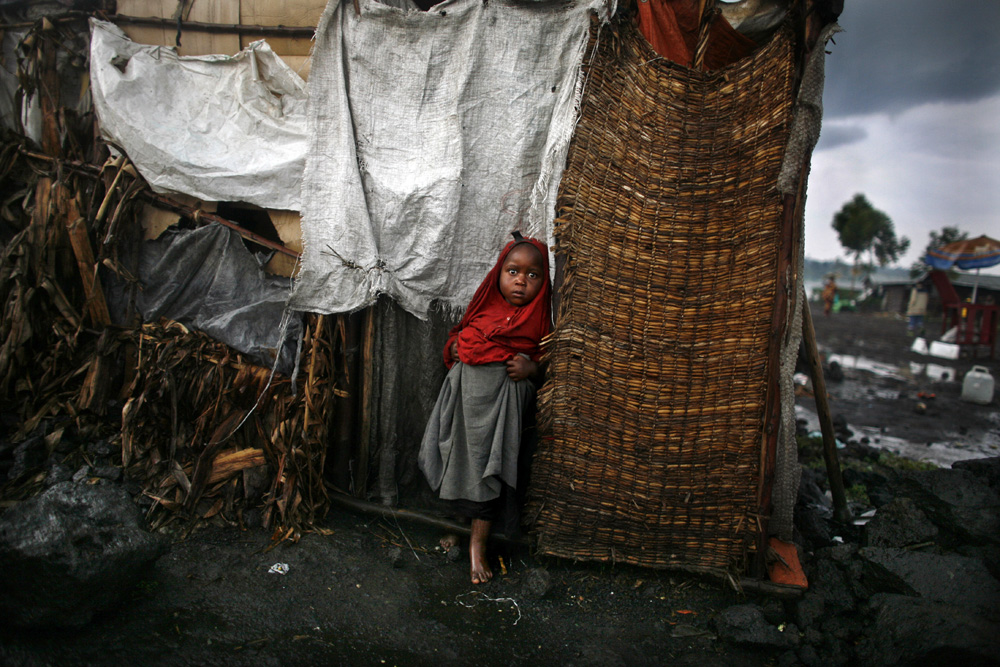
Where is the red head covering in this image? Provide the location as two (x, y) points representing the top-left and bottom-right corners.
(444, 234), (552, 368)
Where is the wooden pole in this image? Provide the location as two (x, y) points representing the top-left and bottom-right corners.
(108, 14), (317, 38)
(152, 195), (301, 259)
(302, 315), (322, 446)
(18, 150), (301, 260)
(329, 493), (530, 546)
(355, 305), (375, 497)
(801, 302), (852, 525)
(692, 0), (715, 71)
(331, 312), (360, 492)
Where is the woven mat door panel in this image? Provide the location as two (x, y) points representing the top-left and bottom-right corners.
(526, 20), (796, 572)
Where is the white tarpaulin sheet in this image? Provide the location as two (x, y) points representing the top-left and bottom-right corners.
(88, 19), (308, 211)
(289, 0), (611, 318)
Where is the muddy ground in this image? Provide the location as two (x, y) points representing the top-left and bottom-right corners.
(797, 305), (999, 466)
(1, 304), (997, 666)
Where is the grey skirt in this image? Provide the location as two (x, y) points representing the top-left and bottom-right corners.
(418, 362), (535, 503)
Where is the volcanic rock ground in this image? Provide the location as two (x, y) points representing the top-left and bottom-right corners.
(1, 304), (998, 666)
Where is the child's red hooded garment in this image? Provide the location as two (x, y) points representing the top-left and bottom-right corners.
(444, 234), (552, 369)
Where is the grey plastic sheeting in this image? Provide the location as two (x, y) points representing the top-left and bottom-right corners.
(130, 223), (301, 376)
(88, 19), (308, 211)
(290, 0), (613, 319)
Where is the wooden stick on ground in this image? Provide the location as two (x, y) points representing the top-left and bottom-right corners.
(329, 492), (531, 546)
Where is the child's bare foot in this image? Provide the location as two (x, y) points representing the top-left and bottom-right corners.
(470, 518), (493, 584)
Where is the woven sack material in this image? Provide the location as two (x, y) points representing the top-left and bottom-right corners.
(525, 19), (796, 573)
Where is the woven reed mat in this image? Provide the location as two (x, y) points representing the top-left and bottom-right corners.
(525, 19), (796, 573)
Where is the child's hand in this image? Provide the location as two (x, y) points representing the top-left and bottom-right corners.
(449, 339), (459, 363)
(505, 355), (537, 381)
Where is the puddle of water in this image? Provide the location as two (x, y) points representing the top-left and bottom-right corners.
(853, 425), (998, 469)
(826, 354), (908, 381)
(828, 353), (958, 384)
(869, 388), (900, 401)
(794, 405), (1000, 469)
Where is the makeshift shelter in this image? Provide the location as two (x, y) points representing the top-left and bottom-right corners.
(0, 0), (842, 580)
(928, 270), (999, 360)
(0, 0), (329, 533)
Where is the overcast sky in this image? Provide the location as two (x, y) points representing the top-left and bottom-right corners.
(805, 0), (1000, 275)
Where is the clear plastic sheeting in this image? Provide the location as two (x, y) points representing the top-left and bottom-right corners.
(88, 19), (309, 211)
(132, 223), (302, 375)
(289, 0), (613, 318)
(0, 28), (28, 135)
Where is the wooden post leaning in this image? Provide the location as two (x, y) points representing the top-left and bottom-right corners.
(801, 302), (852, 525)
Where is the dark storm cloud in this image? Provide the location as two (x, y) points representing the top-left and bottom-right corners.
(822, 0), (1000, 118)
(814, 123), (867, 151)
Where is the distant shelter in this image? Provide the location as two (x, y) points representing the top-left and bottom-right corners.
(874, 273), (1000, 315)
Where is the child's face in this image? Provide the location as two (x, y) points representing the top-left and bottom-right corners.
(499, 244), (545, 307)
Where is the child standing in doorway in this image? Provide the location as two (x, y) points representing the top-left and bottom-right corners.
(418, 231), (552, 584)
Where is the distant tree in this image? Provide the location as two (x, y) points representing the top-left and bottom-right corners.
(831, 194), (910, 286)
(910, 226), (969, 278)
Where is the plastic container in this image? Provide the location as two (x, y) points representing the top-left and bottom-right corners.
(961, 366), (995, 405)
(929, 341), (960, 360)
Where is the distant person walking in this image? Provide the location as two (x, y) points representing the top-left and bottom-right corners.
(906, 279), (930, 335)
(821, 276), (837, 316)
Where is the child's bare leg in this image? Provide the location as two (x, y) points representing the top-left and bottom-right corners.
(469, 518), (493, 584)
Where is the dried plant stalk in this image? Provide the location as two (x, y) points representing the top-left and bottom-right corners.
(1, 19), (342, 539)
(117, 317), (337, 533)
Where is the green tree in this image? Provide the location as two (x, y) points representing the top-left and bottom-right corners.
(910, 226), (968, 277)
(831, 194), (910, 286)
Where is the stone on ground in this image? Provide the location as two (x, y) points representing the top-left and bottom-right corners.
(0, 481), (168, 628)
